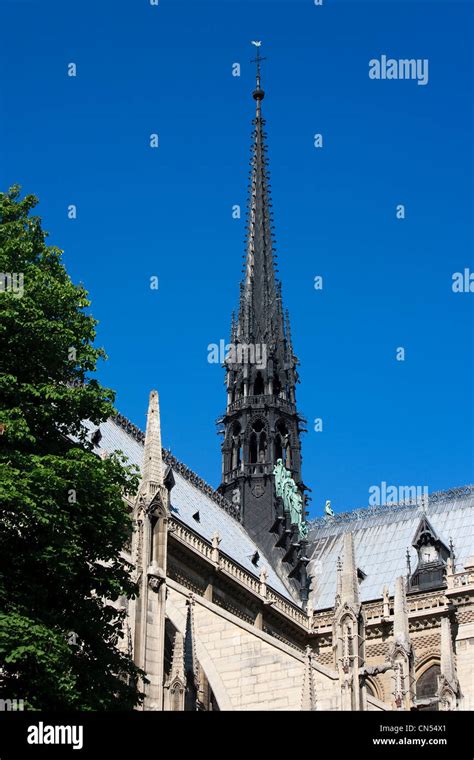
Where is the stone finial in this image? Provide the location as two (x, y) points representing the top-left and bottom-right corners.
(211, 531), (221, 565)
(184, 594), (198, 682)
(446, 556), (455, 589)
(341, 533), (359, 607)
(184, 594), (205, 709)
(164, 631), (186, 711)
(301, 645), (317, 711)
(382, 585), (390, 619)
(142, 390), (163, 499)
(335, 556), (342, 606)
(170, 631), (185, 683)
(393, 576), (411, 648)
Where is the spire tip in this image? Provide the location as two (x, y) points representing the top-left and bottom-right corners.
(250, 40), (265, 101)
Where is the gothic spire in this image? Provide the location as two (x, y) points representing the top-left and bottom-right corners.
(237, 43), (285, 347)
(164, 631), (186, 711)
(170, 631), (185, 683)
(218, 46), (306, 600)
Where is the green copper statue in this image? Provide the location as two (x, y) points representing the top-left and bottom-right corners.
(273, 458), (286, 499)
(273, 458), (308, 539)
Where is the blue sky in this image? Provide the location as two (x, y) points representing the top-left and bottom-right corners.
(1, 0), (472, 516)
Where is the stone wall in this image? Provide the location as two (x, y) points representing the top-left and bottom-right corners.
(166, 580), (340, 710)
(456, 621), (474, 709)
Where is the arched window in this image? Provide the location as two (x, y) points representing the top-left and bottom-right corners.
(275, 436), (283, 462)
(416, 664), (440, 711)
(249, 419), (266, 468)
(254, 372), (265, 396)
(275, 420), (290, 467)
(231, 422), (241, 470)
(249, 432), (258, 463)
(364, 676), (383, 703)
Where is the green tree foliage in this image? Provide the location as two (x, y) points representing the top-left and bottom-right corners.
(0, 186), (143, 709)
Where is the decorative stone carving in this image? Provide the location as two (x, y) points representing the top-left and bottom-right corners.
(325, 500), (334, 516)
(148, 575), (164, 592)
(231, 487), (241, 508)
(211, 531), (221, 566)
(251, 481), (265, 498)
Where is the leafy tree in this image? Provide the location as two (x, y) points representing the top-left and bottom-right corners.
(0, 186), (143, 709)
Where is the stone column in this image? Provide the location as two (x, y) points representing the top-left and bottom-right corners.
(388, 576), (415, 710)
(132, 390), (173, 711)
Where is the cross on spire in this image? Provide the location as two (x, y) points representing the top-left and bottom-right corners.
(250, 40), (266, 99)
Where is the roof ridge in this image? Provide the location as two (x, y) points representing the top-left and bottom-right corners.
(309, 486), (474, 527)
(112, 413), (239, 521)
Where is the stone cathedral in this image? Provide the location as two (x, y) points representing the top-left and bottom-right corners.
(89, 59), (474, 711)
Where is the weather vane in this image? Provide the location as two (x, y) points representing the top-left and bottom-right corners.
(250, 41), (266, 98)
(250, 40), (266, 74)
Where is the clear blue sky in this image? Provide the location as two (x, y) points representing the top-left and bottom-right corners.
(1, 0), (472, 516)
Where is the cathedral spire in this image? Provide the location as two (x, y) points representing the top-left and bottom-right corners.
(237, 42), (283, 346)
(218, 46), (306, 600)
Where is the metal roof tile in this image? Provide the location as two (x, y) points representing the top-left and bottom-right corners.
(308, 488), (474, 610)
(86, 418), (295, 602)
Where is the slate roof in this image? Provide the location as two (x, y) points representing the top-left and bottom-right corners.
(308, 487), (474, 611)
(83, 417), (474, 613)
(84, 417), (296, 602)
